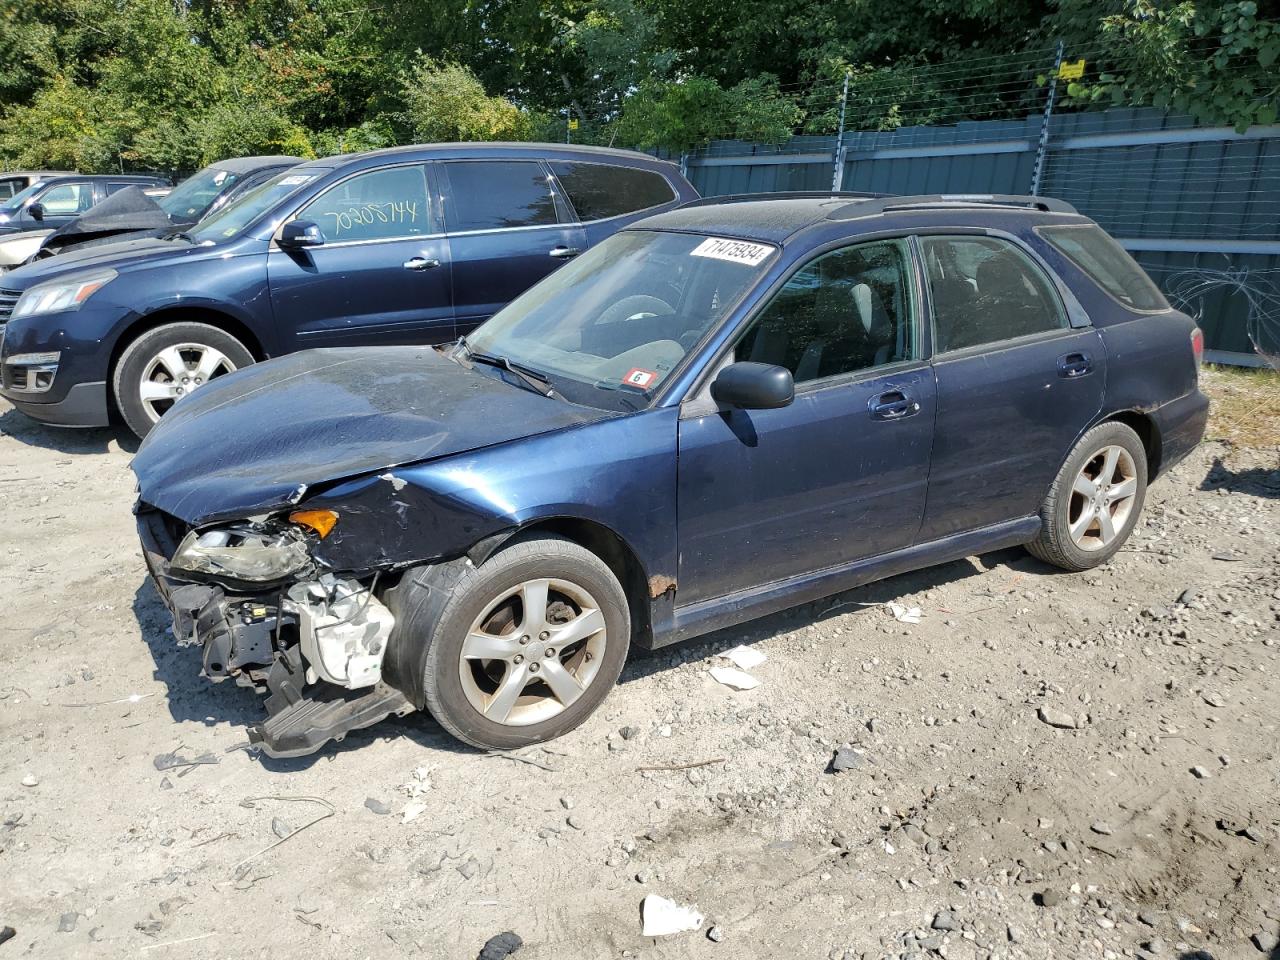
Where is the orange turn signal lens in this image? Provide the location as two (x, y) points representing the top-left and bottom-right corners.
(289, 509), (339, 538)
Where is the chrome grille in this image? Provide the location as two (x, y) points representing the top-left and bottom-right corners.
(0, 287), (18, 322)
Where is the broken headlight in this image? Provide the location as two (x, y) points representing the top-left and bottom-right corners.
(170, 523), (311, 582)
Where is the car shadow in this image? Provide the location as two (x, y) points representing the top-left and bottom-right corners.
(131, 579), (479, 772)
(1198, 454), (1280, 500)
(0, 406), (139, 454)
(621, 545), (1035, 685)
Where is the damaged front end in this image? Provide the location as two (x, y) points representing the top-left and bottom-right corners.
(136, 506), (414, 758)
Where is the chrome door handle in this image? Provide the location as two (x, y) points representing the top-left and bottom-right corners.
(548, 246), (581, 259)
(403, 257), (441, 271)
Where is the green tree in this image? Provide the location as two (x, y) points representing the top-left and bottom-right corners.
(613, 74), (801, 151)
(401, 57), (544, 142)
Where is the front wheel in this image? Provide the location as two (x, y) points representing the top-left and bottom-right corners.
(1026, 421), (1148, 571)
(113, 322), (254, 438)
(396, 536), (631, 750)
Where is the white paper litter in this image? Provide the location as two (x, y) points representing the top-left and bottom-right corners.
(401, 800), (428, 824)
(641, 894), (704, 936)
(719, 645), (767, 670)
(886, 602), (922, 624)
(708, 666), (761, 691)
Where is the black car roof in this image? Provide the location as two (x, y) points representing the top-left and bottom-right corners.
(211, 155), (303, 174)
(291, 142), (680, 174)
(636, 193), (1083, 244)
(38, 173), (167, 183)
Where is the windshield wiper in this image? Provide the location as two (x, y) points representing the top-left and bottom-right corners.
(459, 338), (559, 399)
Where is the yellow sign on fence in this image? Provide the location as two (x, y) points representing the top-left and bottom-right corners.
(568, 118), (580, 131)
(1058, 58), (1086, 81)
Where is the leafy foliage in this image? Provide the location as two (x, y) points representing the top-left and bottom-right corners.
(0, 0), (1276, 172)
(402, 57), (545, 143)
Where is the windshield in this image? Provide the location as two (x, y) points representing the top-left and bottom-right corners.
(0, 181), (44, 217)
(159, 166), (240, 223)
(464, 230), (776, 410)
(187, 170), (317, 243)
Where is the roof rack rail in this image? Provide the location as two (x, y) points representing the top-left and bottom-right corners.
(831, 193), (1078, 219)
(680, 190), (888, 208)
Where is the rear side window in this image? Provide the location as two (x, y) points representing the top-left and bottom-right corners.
(443, 161), (558, 232)
(922, 236), (1068, 353)
(1037, 224), (1169, 311)
(299, 165), (433, 242)
(549, 161), (676, 221)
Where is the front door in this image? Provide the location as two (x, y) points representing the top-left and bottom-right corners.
(916, 233), (1106, 541)
(439, 159), (586, 332)
(677, 238), (935, 606)
(29, 180), (95, 230)
(268, 162), (454, 349)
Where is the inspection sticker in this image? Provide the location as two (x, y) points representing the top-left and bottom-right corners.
(622, 368), (659, 390)
(690, 236), (774, 266)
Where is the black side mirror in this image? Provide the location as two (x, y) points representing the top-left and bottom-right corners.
(27, 202), (44, 222)
(278, 220), (323, 249)
(710, 361), (794, 410)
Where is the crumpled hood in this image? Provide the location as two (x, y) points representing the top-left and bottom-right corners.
(131, 346), (611, 525)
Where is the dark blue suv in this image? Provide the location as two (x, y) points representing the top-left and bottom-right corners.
(0, 144), (696, 435)
(132, 193), (1208, 757)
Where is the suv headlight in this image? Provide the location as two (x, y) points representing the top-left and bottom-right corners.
(12, 269), (116, 320)
(170, 523), (311, 582)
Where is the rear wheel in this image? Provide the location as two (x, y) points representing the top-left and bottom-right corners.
(395, 536), (631, 750)
(1027, 421), (1148, 571)
(113, 322), (253, 438)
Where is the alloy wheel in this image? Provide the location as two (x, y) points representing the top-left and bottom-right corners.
(138, 343), (237, 423)
(1067, 444), (1139, 551)
(458, 577), (608, 726)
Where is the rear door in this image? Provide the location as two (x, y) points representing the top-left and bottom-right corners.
(917, 233), (1106, 541)
(267, 162), (454, 348)
(676, 237), (935, 605)
(440, 159), (585, 332)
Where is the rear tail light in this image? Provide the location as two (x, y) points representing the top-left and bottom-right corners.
(1190, 327), (1204, 365)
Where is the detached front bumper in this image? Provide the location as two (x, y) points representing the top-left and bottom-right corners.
(136, 507), (414, 757)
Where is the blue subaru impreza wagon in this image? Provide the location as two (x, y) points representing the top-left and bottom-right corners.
(132, 192), (1208, 756)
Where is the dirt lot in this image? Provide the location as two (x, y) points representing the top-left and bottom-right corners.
(1, 369), (1278, 960)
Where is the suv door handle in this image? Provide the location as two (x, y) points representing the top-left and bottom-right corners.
(549, 246), (581, 259)
(869, 390), (919, 421)
(1057, 351), (1093, 378)
(403, 257), (441, 271)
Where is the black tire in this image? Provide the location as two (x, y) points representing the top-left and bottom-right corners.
(1026, 420), (1148, 572)
(112, 322), (254, 438)
(394, 536), (631, 751)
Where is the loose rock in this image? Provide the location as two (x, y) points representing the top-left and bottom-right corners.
(1037, 707), (1076, 730)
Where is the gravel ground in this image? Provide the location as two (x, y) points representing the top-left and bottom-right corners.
(0, 376), (1277, 960)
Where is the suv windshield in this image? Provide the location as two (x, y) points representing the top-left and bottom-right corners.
(159, 166), (241, 223)
(464, 230), (776, 411)
(0, 181), (45, 217)
(186, 170), (317, 244)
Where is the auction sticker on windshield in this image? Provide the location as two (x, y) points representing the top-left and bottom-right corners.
(690, 237), (773, 266)
(622, 368), (659, 390)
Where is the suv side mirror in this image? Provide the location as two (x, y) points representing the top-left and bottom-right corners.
(710, 361), (794, 410)
(278, 220), (323, 249)
(27, 202), (44, 222)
